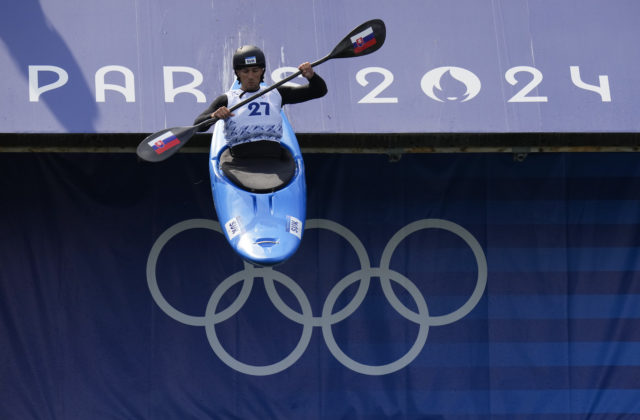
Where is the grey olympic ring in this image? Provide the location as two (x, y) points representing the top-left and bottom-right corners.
(147, 218), (487, 376)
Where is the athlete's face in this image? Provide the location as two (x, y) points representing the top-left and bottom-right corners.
(237, 66), (264, 91)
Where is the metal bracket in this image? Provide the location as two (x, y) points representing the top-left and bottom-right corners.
(512, 147), (530, 162)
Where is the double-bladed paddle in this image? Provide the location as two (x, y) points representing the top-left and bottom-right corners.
(136, 19), (386, 162)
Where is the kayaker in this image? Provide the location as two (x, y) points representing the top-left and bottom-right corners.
(194, 45), (327, 158)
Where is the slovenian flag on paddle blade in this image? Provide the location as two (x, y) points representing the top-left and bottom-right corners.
(148, 131), (181, 154)
(350, 26), (376, 54)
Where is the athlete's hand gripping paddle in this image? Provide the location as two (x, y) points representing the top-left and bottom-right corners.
(136, 19), (386, 162)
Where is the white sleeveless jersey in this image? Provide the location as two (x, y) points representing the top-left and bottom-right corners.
(224, 87), (283, 147)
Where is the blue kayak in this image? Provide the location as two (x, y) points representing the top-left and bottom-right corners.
(208, 92), (306, 266)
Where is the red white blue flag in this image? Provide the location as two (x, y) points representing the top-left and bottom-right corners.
(350, 26), (377, 54)
(148, 131), (181, 154)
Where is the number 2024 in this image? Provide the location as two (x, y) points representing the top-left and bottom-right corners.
(360, 66), (610, 103)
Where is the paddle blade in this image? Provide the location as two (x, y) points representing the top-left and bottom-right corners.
(329, 19), (386, 60)
(136, 126), (197, 162)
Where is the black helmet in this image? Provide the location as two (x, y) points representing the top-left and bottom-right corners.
(233, 45), (266, 70)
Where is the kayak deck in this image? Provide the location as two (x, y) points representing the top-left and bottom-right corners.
(209, 108), (306, 267)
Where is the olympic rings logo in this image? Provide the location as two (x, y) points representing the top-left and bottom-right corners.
(147, 218), (487, 376)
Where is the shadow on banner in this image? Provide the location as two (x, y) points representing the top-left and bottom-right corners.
(0, 0), (98, 132)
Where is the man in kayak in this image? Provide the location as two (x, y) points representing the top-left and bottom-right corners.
(194, 45), (327, 158)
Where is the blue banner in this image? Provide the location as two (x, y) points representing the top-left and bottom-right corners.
(1, 0), (640, 133)
(1, 152), (639, 418)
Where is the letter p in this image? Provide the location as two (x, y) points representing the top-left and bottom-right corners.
(29, 65), (69, 102)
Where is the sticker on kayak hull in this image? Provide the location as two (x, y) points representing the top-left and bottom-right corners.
(225, 217), (243, 240)
(286, 216), (302, 239)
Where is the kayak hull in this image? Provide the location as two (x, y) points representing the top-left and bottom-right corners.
(209, 111), (306, 267)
